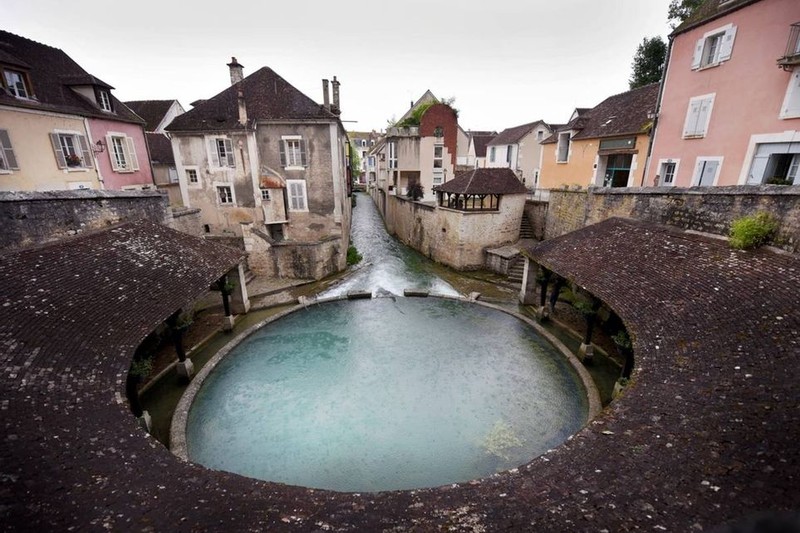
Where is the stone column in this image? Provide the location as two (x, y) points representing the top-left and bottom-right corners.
(229, 263), (250, 315)
(578, 296), (602, 364)
(167, 311), (194, 379)
(519, 256), (538, 305)
(537, 268), (552, 320)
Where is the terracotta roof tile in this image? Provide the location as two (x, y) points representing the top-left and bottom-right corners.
(166, 67), (338, 132)
(571, 83), (658, 140)
(435, 167), (527, 194)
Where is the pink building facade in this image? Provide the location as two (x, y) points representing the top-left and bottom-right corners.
(87, 118), (153, 190)
(647, 0), (800, 187)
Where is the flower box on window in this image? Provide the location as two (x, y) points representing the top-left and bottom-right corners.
(65, 154), (82, 167)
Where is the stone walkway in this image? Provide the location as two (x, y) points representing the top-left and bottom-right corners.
(1, 217), (798, 531)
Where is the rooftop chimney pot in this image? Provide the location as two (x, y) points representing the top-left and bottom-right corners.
(227, 56), (244, 85)
(322, 79), (330, 110)
(331, 76), (341, 116)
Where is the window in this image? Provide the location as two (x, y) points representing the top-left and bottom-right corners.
(557, 132), (571, 163)
(107, 134), (139, 172)
(693, 157), (723, 186)
(489, 146), (496, 162)
(168, 167), (179, 183)
(50, 132), (93, 169)
(658, 159), (679, 186)
(209, 137), (235, 167)
(537, 130), (544, 141)
(361, 139), (367, 147)
(433, 144), (444, 185)
(280, 136), (306, 168)
(683, 94), (715, 138)
(691, 24), (737, 69)
(506, 146), (513, 164)
(388, 141), (397, 169)
(186, 168), (198, 184)
(216, 185), (233, 204)
(0, 129), (19, 172)
(287, 179), (308, 211)
(3, 69), (30, 98)
(98, 90), (112, 112)
(602, 154), (633, 187)
(260, 187), (271, 200)
(780, 68), (800, 119)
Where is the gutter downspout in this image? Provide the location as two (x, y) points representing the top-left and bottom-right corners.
(642, 35), (674, 187)
(83, 117), (105, 188)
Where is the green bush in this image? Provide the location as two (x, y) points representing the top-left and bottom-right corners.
(347, 245), (362, 266)
(729, 212), (778, 250)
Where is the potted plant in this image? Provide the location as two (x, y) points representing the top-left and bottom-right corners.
(65, 154), (82, 167)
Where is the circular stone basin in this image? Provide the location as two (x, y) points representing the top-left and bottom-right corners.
(184, 298), (589, 492)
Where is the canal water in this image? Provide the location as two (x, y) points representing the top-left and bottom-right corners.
(182, 193), (590, 492)
(320, 194), (460, 298)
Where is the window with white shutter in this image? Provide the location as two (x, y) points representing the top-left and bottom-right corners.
(280, 136), (307, 168)
(208, 137), (235, 168)
(691, 24), (737, 70)
(287, 179), (308, 211)
(0, 129), (19, 172)
(693, 157), (723, 186)
(780, 69), (800, 119)
(683, 94), (715, 138)
(107, 134), (140, 172)
(50, 131), (93, 169)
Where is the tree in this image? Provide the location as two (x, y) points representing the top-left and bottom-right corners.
(350, 144), (362, 180)
(629, 36), (667, 89)
(668, 0), (704, 28)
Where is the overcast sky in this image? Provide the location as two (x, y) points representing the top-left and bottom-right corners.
(6, 0), (673, 133)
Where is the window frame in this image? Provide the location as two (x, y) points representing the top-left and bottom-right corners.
(215, 183), (235, 205)
(106, 132), (139, 173)
(185, 167), (200, 186)
(260, 187), (271, 200)
(682, 93), (715, 139)
(657, 158), (680, 186)
(280, 135), (307, 169)
(388, 141), (397, 169)
(556, 132), (571, 163)
(3, 68), (32, 99)
(286, 179), (308, 212)
(691, 23), (737, 70)
(97, 89), (112, 112)
(50, 130), (93, 171)
(692, 156), (724, 186)
(0, 129), (19, 173)
(208, 136), (235, 168)
(780, 68), (800, 119)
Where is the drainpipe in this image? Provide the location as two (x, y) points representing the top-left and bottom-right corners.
(83, 117), (105, 188)
(642, 35), (674, 186)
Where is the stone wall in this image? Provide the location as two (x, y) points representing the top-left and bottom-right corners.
(0, 190), (170, 251)
(546, 186), (800, 253)
(386, 194), (525, 270)
(168, 207), (203, 237)
(524, 200), (548, 241)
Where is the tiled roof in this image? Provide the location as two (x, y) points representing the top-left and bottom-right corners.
(488, 121), (547, 146)
(125, 100), (176, 132)
(146, 133), (174, 165)
(472, 134), (495, 157)
(672, 0), (759, 36)
(166, 67), (338, 132)
(435, 167), (527, 194)
(0, 31), (143, 124)
(571, 83), (658, 140)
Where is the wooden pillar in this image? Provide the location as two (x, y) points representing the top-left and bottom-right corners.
(518, 256), (538, 305)
(549, 277), (566, 312)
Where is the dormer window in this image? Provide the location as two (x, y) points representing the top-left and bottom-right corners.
(3, 69), (31, 99)
(98, 89), (112, 112)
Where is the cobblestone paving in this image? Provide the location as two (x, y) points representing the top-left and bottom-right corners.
(1, 217), (798, 531)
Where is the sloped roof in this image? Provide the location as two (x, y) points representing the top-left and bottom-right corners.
(541, 113), (590, 144)
(0, 31), (143, 124)
(146, 133), (174, 165)
(472, 134), (495, 157)
(435, 167), (527, 195)
(396, 89), (438, 124)
(125, 100), (176, 131)
(488, 120), (548, 146)
(572, 83), (658, 140)
(167, 67), (338, 132)
(672, 0), (759, 36)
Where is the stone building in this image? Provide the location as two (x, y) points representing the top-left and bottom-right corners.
(165, 58), (351, 279)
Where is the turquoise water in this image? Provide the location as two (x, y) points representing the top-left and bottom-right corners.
(186, 297), (588, 492)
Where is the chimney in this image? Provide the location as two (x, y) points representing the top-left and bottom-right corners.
(322, 79), (330, 110)
(331, 76), (340, 115)
(237, 89), (247, 126)
(227, 56), (244, 85)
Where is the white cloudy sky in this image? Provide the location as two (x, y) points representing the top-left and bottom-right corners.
(6, 0), (673, 132)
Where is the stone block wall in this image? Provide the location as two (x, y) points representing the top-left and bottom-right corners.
(546, 186), (800, 253)
(1, 190), (169, 251)
(524, 200), (548, 241)
(386, 194), (525, 270)
(168, 207), (203, 236)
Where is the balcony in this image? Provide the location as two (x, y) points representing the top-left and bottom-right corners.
(777, 22), (800, 70)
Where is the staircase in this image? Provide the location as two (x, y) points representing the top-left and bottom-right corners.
(507, 256), (525, 284)
(519, 213), (535, 240)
